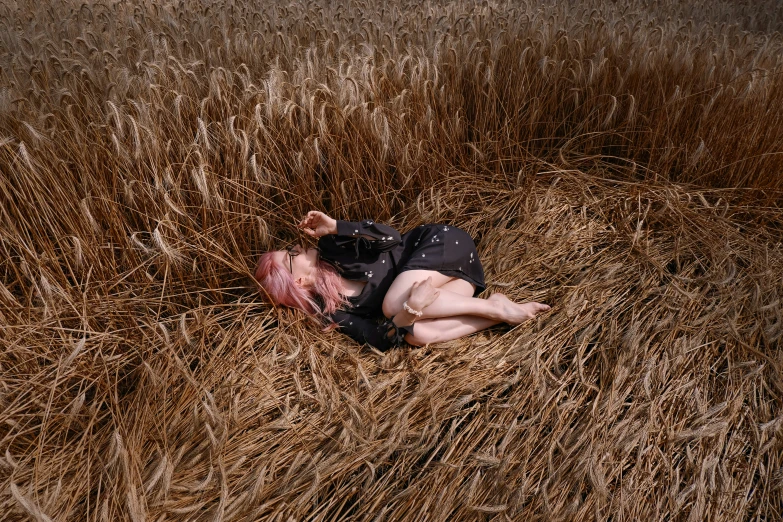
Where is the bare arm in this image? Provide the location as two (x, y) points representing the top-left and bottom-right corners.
(298, 211), (337, 237)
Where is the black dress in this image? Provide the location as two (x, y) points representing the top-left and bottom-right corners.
(317, 219), (486, 350)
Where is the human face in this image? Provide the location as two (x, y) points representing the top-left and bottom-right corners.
(285, 245), (299, 275)
(276, 244), (318, 286)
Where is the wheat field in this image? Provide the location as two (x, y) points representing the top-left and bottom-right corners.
(1, 0), (782, 520)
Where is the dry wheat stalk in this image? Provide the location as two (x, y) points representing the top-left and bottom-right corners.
(1, 0), (782, 520)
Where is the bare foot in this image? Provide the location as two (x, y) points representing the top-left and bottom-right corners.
(489, 293), (551, 324)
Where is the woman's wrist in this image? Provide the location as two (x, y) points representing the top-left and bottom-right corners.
(406, 299), (426, 313)
(403, 301), (424, 317)
(392, 309), (417, 327)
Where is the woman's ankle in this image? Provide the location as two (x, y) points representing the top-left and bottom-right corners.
(484, 299), (506, 322)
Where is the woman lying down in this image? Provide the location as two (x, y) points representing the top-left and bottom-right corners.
(254, 211), (550, 350)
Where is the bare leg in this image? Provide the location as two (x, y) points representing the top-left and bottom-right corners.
(401, 278), (493, 346)
(436, 275), (476, 296)
(382, 269), (488, 319)
(382, 270), (550, 324)
(405, 315), (501, 346)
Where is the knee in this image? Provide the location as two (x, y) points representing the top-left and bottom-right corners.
(404, 332), (426, 346)
(404, 323), (438, 346)
(381, 297), (403, 319)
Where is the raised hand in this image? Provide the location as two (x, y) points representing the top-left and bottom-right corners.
(298, 211), (337, 238)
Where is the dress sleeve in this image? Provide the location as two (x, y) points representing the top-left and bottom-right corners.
(329, 219), (401, 256)
(330, 310), (413, 351)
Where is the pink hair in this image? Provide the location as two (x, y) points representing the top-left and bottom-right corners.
(254, 251), (350, 321)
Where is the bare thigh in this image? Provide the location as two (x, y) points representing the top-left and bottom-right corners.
(439, 277), (476, 297)
(382, 270), (476, 318)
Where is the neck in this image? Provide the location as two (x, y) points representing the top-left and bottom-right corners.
(338, 276), (367, 297)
